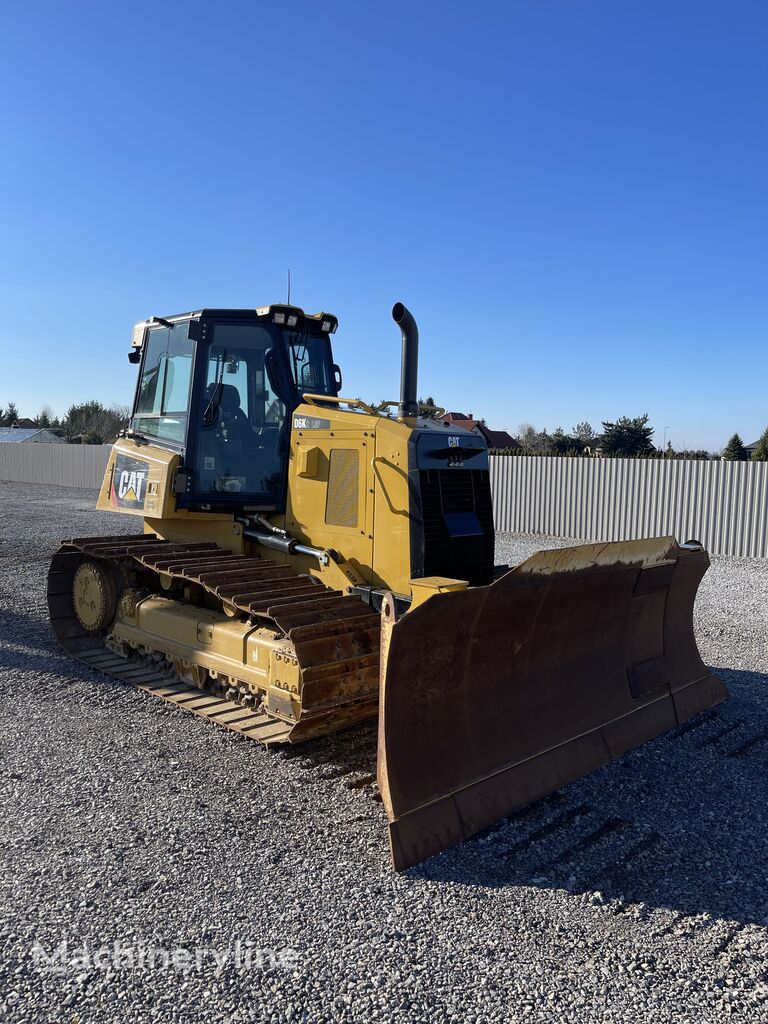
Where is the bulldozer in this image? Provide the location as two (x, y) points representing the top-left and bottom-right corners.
(47, 301), (727, 870)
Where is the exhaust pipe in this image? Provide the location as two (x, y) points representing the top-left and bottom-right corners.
(393, 302), (419, 419)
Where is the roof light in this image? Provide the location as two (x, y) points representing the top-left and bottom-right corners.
(321, 320), (332, 332)
(131, 321), (147, 348)
(273, 311), (286, 324)
(287, 314), (298, 327)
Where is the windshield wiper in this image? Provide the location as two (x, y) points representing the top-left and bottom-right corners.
(203, 349), (229, 425)
(203, 381), (223, 425)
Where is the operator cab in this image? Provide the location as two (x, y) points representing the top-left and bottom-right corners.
(127, 306), (341, 512)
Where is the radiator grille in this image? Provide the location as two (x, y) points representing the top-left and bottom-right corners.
(325, 449), (359, 528)
(418, 469), (494, 586)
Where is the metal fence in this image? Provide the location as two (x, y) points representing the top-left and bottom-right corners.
(1, 445), (766, 557)
(490, 455), (768, 558)
(0, 443), (112, 490)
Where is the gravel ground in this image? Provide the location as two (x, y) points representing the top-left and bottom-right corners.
(1, 481), (767, 1024)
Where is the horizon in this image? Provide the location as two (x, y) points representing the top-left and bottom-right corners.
(1, 1), (766, 453)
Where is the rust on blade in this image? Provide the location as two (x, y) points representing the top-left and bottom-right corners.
(377, 539), (728, 872)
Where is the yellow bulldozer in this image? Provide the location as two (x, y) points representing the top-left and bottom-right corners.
(47, 302), (727, 870)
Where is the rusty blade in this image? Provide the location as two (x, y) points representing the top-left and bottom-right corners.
(377, 537), (728, 872)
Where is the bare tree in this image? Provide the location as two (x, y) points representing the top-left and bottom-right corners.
(515, 422), (537, 446)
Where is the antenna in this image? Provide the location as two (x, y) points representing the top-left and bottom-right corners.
(287, 269), (291, 305)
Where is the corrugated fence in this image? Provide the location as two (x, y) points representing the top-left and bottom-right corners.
(1, 446), (766, 557)
(490, 456), (768, 558)
(0, 443), (112, 490)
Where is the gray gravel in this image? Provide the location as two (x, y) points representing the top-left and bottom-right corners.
(1, 481), (767, 1023)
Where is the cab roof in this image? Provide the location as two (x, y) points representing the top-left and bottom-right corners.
(131, 304), (338, 349)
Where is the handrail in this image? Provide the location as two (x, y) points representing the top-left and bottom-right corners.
(301, 394), (446, 419)
(371, 457), (412, 518)
(301, 393), (378, 416)
(372, 399), (448, 417)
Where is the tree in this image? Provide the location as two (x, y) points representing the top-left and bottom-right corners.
(600, 414), (655, 457)
(571, 421), (596, 445)
(64, 401), (130, 443)
(682, 450), (713, 461)
(722, 433), (748, 461)
(65, 401), (99, 441)
(550, 427), (580, 454)
(515, 423), (552, 451)
(751, 428), (768, 462)
(0, 402), (19, 427)
(36, 405), (53, 428)
(418, 396), (441, 420)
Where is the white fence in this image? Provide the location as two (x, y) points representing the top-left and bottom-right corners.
(1, 445), (766, 557)
(490, 455), (768, 558)
(0, 443), (112, 490)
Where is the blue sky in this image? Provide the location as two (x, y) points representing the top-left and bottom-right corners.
(1, 0), (765, 451)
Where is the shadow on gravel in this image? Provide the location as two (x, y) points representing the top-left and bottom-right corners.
(277, 721), (379, 784)
(0, 612), (130, 691)
(0, 608), (53, 646)
(411, 670), (768, 929)
(0, 611), (74, 681)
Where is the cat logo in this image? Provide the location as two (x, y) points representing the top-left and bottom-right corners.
(111, 454), (150, 510)
(448, 436), (461, 447)
(118, 470), (146, 503)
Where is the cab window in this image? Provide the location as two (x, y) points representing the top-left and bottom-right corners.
(133, 323), (193, 443)
(194, 323), (287, 497)
(286, 336), (334, 395)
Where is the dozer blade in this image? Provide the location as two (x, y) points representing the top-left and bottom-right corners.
(377, 537), (727, 871)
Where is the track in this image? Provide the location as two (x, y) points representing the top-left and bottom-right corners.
(46, 533), (380, 744)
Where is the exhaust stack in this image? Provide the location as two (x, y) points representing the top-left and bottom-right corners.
(393, 302), (419, 419)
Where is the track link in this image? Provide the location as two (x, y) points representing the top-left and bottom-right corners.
(47, 533), (381, 744)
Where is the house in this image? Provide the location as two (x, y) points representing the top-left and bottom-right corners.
(744, 440), (759, 456)
(440, 411), (482, 432)
(0, 427), (67, 444)
(478, 426), (520, 449)
(438, 411), (520, 450)
(15, 417), (38, 429)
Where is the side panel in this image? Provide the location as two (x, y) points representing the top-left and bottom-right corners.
(372, 417), (416, 596)
(285, 409), (376, 585)
(96, 439), (181, 519)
